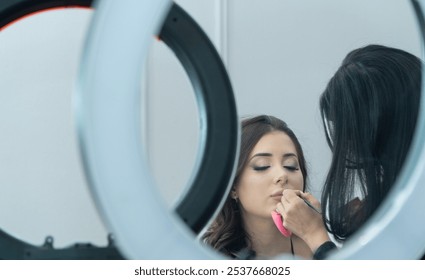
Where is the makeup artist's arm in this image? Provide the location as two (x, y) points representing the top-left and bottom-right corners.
(277, 190), (335, 258)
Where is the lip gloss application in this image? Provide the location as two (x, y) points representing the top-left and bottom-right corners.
(272, 195), (324, 237)
(271, 192), (283, 202)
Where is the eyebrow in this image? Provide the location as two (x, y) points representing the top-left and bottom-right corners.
(249, 152), (298, 161)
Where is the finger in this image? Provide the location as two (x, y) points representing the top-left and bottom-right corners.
(282, 189), (297, 201)
(299, 191), (312, 199)
(293, 190), (303, 197)
(281, 191), (291, 204)
(282, 189), (303, 204)
(276, 202), (285, 214)
(299, 192), (321, 209)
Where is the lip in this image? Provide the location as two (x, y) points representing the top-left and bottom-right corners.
(270, 191), (283, 201)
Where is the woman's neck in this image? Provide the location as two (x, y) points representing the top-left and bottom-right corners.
(242, 214), (293, 259)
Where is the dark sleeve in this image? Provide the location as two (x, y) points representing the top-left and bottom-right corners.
(312, 241), (337, 260)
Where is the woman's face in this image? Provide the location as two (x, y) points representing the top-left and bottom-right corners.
(235, 131), (304, 219)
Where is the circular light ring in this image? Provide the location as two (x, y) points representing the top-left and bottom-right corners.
(77, 0), (235, 259)
(0, 0), (238, 235)
(160, 3), (239, 233)
(0, 0), (92, 30)
(0, 0), (123, 259)
(83, 0), (425, 259)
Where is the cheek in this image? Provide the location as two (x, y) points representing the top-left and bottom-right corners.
(288, 173), (304, 191)
(236, 174), (268, 205)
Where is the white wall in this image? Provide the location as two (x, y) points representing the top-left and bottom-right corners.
(0, 0), (421, 249)
(0, 8), (107, 247)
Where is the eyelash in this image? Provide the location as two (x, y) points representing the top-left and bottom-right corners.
(253, 166), (299, 172)
(253, 166), (269, 171)
(285, 166), (299, 171)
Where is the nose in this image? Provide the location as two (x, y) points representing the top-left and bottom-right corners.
(274, 169), (288, 185)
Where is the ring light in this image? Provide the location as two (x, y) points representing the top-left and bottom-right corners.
(1, 0), (237, 259)
(5, 0), (424, 260)
(157, 3), (239, 233)
(0, 0), (121, 259)
(0, 0), (91, 31)
(79, 0), (425, 259)
(76, 0), (237, 259)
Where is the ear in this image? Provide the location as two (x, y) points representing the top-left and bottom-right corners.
(230, 188), (238, 200)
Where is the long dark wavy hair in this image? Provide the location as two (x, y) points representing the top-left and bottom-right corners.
(202, 115), (308, 258)
(320, 44), (422, 241)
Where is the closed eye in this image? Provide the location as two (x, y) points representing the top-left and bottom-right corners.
(284, 165), (299, 171)
(253, 166), (270, 171)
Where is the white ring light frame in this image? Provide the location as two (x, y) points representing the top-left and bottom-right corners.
(76, 0), (211, 259)
(1, 0), (238, 259)
(77, 0), (425, 259)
